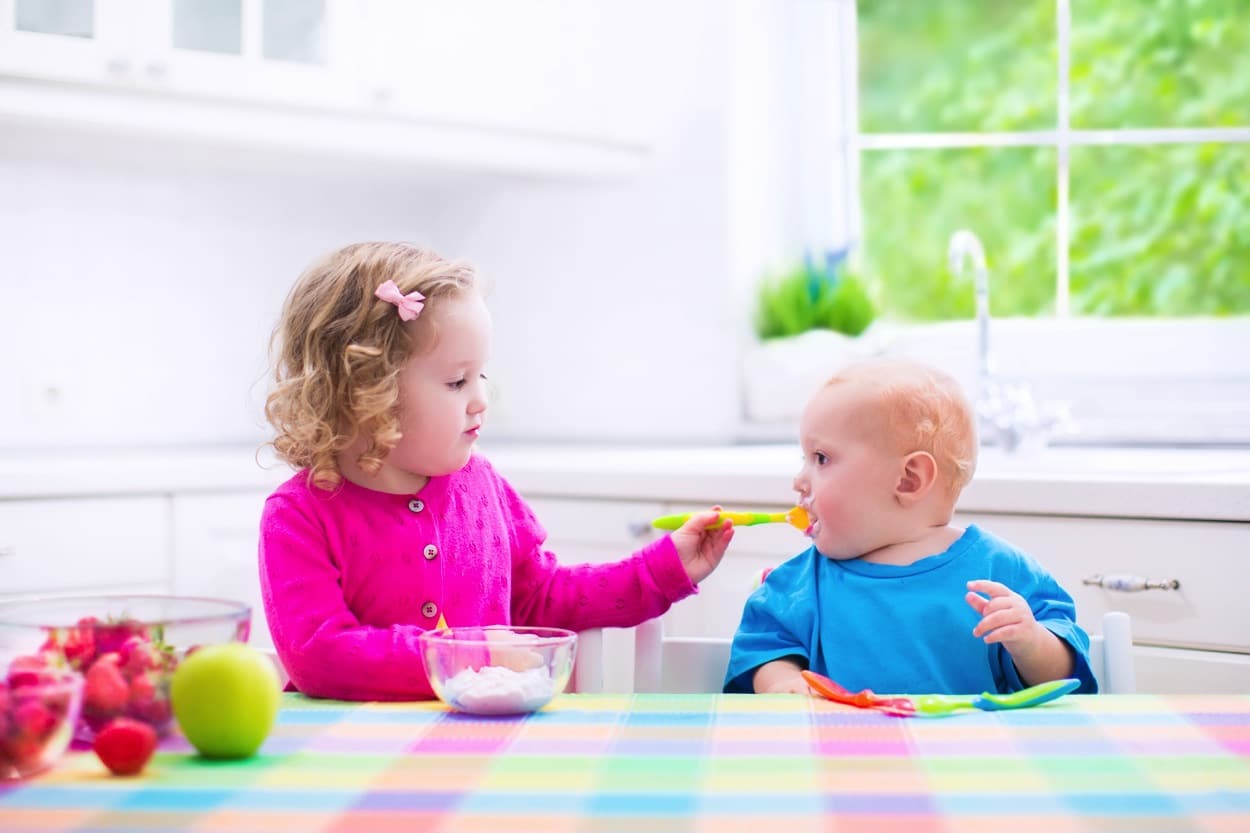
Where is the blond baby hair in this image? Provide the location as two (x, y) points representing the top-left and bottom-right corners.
(827, 358), (978, 495)
(265, 242), (477, 490)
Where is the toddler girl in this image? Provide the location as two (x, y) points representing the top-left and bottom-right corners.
(260, 242), (733, 700)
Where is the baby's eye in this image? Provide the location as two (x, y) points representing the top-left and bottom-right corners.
(812, 452), (828, 466)
(448, 378), (466, 390)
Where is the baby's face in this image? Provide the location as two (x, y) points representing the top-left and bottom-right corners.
(793, 384), (903, 559)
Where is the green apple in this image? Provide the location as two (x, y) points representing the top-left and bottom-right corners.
(171, 643), (280, 759)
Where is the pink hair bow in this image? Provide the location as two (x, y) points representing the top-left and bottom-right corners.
(374, 280), (426, 321)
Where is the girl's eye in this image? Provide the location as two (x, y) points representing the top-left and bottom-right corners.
(449, 373), (487, 391)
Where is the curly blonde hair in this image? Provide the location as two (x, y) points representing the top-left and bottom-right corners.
(827, 358), (978, 496)
(265, 242), (477, 490)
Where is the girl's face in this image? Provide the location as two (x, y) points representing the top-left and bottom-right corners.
(792, 383), (902, 560)
(385, 291), (492, 486)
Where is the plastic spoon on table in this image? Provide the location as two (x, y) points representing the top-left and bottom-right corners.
(912, 677), (1081, 715)
(800, 670), (916, 716)
(651, 506), (810, 532)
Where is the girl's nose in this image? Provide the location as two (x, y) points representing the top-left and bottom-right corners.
(468, 381), (488, 414)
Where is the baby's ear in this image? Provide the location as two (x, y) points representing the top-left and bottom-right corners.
(895, 451), (938, 505)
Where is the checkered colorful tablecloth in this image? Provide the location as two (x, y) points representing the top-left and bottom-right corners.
(2, 693), (1248, 832)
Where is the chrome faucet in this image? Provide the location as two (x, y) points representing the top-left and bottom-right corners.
(947, 229), (1057, 452)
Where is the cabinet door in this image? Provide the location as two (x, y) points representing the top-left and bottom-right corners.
(0, 0), (134, 83)
(0, 0), (357, 108)
(529, 497), (661, 692)
(1134, 645), (1250, 694)
(142, 0), (355, 109)
(373, 0), (658, 147)
(0, 495), (170, 596)
(171, 492), (273, 653)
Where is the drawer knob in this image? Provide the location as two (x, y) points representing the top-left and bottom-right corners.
(1082, 573), (1180, 593)
(626, 521), (653, 540)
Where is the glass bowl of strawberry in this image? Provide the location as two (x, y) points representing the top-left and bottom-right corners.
(0, 659), (83, 780)
(0, 595), (251, 743)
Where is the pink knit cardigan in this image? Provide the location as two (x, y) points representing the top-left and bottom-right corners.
(259, 454), (694, 700)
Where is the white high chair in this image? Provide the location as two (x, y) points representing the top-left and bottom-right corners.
(572, 610), (1135, 695)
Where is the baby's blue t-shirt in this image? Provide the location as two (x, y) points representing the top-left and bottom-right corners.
(724, 525), (1097, 695)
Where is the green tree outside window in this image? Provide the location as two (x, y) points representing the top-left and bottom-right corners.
(856, 0), (1250, 321)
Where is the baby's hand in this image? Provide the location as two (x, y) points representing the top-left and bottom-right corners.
(759, 677), (813, 695)
(965, 579), (1049, 659)
(670, 507), (734, 585)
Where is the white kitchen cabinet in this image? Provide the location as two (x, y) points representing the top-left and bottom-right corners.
(956, 511), (1250, 694)
(0, 495), (171, 598)
(0, 0), (355, 109)
(371, 0), (658, 148)
(171, 491), (273, 653)
(0, 0), (653, 177)
(529, 496), (662, 692)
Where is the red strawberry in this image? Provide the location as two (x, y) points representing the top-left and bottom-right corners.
(13, 700), (56, 740)
(120, 637), (158, 676)
(84, 658), (130, 716)
(63, 624), (98, 669)
(6, 653), (54, 689)
(92, 717), (157, 776)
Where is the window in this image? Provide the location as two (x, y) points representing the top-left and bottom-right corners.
(842, 0), (1250, 444)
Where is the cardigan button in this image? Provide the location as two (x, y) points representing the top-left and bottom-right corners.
(408, 499), (425, 513)
(421, 601), (438, 619)
(423, 544), (438, 560)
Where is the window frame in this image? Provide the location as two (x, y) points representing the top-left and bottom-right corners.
(833, 0), (1250, 447)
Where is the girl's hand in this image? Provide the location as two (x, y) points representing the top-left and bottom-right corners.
(965, 579), (1048, 658)
(671, 506), (734, 585)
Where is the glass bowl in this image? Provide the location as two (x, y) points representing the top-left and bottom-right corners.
(418, 626), (577, 715)
(0, 663), (83, 780)
(0, 595), (251, 742)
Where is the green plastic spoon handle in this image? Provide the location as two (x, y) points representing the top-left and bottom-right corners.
(973, 677), (1081, 711)
(650, 511), (778, 530)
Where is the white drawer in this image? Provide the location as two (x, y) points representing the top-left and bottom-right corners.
(528, 498), (662, 562)
(957, 513), (1250, 654)
(0, 496), (170, 595)
(1133, 645), (1250, 694)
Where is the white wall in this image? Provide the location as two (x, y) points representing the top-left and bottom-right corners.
(0, 136), (455, 450)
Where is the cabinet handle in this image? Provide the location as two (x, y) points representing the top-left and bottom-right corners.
(1082, 574), (1180, 593)
(626, 521), (653, 540)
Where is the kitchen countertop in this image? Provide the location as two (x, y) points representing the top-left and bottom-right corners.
(2, 443), (1249, 521)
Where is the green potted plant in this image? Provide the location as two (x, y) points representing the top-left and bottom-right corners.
(745, 249), (882, 423)
(755, 249), (876, 340)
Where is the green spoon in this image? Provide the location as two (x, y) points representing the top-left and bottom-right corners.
(913, 677), (1081, 716)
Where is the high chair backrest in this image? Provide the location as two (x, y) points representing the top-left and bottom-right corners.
(572, 610), (1136, 695)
